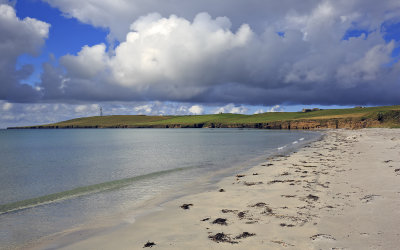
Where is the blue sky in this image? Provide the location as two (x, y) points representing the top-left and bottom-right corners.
(15, 0), (108, 86)
(1, 0), (400, 127)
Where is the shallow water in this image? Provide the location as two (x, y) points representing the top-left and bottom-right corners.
(0, 128), (319, 248)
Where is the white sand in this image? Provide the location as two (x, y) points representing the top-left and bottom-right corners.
(33, 129), (400, 250)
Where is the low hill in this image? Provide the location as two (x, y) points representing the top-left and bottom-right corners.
(8, 105), (400, 129)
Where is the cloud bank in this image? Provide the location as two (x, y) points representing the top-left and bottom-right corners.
(1, 0), (400, 108)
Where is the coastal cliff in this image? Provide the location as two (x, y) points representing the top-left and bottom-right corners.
(138, 118), (382, 129)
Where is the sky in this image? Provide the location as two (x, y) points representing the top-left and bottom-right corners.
(1, 0), (400, 128)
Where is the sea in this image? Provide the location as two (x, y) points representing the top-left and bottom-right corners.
(0, 128), (320, 249)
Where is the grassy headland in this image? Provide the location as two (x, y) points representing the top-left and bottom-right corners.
(8, 105), (400, 129)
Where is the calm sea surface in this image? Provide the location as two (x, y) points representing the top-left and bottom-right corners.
(0, 129), (319, 248)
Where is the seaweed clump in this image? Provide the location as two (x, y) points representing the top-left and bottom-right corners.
(208, 233), (238, 244)
(143, 241), (156, 248)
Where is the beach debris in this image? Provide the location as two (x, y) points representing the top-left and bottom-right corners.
(384, 160), (393, 163)
(281, 195), (296, 198)
(237, 211), (247, 219)
(180, 203), (193, 210)
(208, 233), (238, 244)
(252, 203), (274, 215)
(310, 234), (336, 241)
(221, 209), (237, 213)
(245, 220), (258, 224)
(212, 218), (228, 225)
(360, 194), (380, 203)
(267, 163), (274, 166)
(394, 168), (400, 173)
(244, 181), (263, 186)
(318, 183), (329, 188)
(250, 202), (267, 208)
(275, 214), (307, 224)
(253, 173), (259, 175)
(236, 174), (245, 178)
(306, 194), (319, 201)
(219, 188), (225, 192)
(268, 179), (295, 184)
(262, 206), (274, 215)
(143, 241), (156, 248)
(201, 217), (210, 221)
(271, 240), (294, 247)
(280, 223), (295, 227)
(234, 232), (256, 239)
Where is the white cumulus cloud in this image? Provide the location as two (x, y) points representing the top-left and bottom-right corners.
(188, 105), (204, 115)
(0, 3), (50, 101)
(268, 105), (284, 112)
(37, 3), (400, 106)
(213, 103), (248, 114)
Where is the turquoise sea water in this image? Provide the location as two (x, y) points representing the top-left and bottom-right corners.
(0, 129), (319, 248)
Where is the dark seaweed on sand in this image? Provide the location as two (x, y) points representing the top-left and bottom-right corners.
(250, 202), (267, 207)
(180, 203), (193, 209)
(237, 211), (246, 219)
(235, 232), (256, 239)
(208, 233), (238, 244)
(244, 181), (263, 186)
(221, 209), (237, 213)
(143, 241), (156, 248)
(212, 218), (228, 225)
(306, 194), (319, 201)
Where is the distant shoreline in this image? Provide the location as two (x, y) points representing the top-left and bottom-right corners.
(7, 105), (400, 130)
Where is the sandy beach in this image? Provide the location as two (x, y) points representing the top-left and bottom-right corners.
(33, 128), (400, 250)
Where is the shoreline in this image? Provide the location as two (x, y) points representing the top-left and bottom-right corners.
(32, 129), (400, 249)
(24, 131), (319, 250)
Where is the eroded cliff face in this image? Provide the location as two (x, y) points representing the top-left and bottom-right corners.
(146, 118), (382, 129)
(200, 119), (382, 130)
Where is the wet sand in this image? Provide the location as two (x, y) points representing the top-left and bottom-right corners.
(34, 129), (400, 249)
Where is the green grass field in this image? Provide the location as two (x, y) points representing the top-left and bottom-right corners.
(10, 105), (400, 129)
